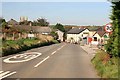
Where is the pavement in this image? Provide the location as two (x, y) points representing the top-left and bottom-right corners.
(80, 44), (98, 60)
(1, 43), (99, 79)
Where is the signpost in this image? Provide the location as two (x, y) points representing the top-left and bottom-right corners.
(104, 23), (112, 33)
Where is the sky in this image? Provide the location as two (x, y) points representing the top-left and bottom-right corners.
(2, 2), (112, 26)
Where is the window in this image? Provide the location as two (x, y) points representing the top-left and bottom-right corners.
(94, 37), (97, 41)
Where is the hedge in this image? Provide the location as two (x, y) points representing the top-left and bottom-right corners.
(2, 38), (59, 56)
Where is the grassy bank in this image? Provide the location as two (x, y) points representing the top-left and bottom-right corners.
(91, 50), (119, 78)
(2, 38), (59, 56)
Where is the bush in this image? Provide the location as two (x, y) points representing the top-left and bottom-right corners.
(91, 50), (118, 78)
(2, 39), (59, 56)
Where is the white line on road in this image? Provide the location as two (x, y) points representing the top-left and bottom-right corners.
(51, 51), (57, 55)
(0, 71), (10, 77)
(3, 52), (42, 63)
(34, 56), (50, 67)
(57, 48), (61, 51)
(0, 71), (3, 74)
(34, 44), (66, 68)
(0, 71), (16, 79)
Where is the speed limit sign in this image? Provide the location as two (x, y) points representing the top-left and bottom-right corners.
(104, 23), (112, 33)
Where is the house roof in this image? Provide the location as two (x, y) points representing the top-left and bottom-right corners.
(32, 26), (51, 33)
(67, 28), (87, 34)
(14, 25), (51, 33)
(93, 27), (106, 37)
(7, 19), (18, 25)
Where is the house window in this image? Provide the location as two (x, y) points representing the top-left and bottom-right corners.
(94, 37), (97, 41)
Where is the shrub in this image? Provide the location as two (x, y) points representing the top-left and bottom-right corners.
(2, 39), (59, 56)
(91, 50), (118, 78)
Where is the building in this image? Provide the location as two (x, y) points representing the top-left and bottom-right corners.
(91, 28), (109, 45)
(13, 25), (51, 38)
(67, 28), (90, 44)
(7, 19), (19, 26)
(20, 16), (28, 22)
(56, 29), (64, 42)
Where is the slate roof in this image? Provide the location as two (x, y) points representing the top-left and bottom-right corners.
(67, 28), (87, 34)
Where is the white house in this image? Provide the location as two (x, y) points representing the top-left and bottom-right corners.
(91, 28), (109, 45)
(67, 28), (90, 44)
(56, 29), (64, 42)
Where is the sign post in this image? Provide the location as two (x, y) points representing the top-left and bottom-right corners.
(104, 23), (112, 35)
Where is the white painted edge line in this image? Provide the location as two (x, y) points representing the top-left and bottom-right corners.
(34, 56), (50, 68)
(0, 71), (16, 79)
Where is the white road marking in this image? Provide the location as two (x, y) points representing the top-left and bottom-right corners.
(51, 51), (57, 55)
(0, 71), (16, 79)
(3, 52), (42, 63)
(0, 71), (10, 77)
(34, 56), (50, 67)
(0, 71), (3, 74)
(34, 44), (66, 68)
(57, 48), (61, 51)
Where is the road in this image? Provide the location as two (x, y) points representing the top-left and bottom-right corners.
(1, 43), (98, 79)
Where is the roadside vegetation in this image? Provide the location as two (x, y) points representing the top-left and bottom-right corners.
(2, 38), (59, 56)
(92, 1), (120, 79)
(0, 17), (60, 57)
(91, 50), (119, 78)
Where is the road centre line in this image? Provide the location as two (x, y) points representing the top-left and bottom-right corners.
(57, 47), (62, 51)
(34, 44), (66, 68)
(52, 44), (65, 55)
(51, 51), (57, 55)
(34, 56), (50, 67)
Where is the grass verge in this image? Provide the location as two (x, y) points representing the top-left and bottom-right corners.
(91, 50), (119, 78)
(2, 38), (59, 56)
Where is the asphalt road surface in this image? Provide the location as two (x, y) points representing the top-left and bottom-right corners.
(1, 43), (98, 79)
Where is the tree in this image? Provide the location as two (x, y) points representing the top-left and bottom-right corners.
(105, 2), (120, 57)
(54, 23), (65, 32)
(19, 21), (31, 25)
(32, 18), (49, 26)
(50, 31), (58, 40)
(0, 18), (7, 28)
(37, 18), (49, 26)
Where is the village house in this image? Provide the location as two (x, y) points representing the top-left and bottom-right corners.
(56, 29), (64, 42)
(13, 25), (52, 38)
(67, 28), (90, 44)
(7, 19), (19, 26)
(91, 27), (109, 45)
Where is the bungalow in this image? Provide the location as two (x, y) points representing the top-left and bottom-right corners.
(67, 28), (90, 44)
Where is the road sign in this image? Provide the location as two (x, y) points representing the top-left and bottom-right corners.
(104, 23), (112, 33)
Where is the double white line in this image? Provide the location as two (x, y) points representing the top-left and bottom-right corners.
(0, 71), (16, 79)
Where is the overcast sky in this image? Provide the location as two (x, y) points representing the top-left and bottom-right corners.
(2, 1), (112, 26)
